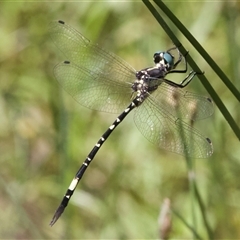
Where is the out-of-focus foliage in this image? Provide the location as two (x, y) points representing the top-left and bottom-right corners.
(0, 1), (239, 239)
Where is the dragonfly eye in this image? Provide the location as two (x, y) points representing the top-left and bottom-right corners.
(163, 52), (174, 69)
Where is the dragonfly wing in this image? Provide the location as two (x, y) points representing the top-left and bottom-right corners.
(148, 81), (214, 121)
(54, 61), (134, 113)
(134, 92), (213, 158)
(49, 20), (136, 86)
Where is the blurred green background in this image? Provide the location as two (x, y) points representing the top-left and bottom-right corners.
(0, 1), (240, 239)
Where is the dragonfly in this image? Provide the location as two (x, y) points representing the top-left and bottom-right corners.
(48, 20), (214, 226)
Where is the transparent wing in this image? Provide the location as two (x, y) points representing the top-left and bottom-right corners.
(134, 84), (213, 158)
(49, 20), (136, 85)
(149, 81), (214, 121)
(54, 61), (134, 113)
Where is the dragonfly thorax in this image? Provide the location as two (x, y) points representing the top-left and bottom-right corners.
(132, 68), (162, 104)
(132, 71), (149, 104)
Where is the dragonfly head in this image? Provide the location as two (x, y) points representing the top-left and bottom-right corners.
(153, 51), (174, 71)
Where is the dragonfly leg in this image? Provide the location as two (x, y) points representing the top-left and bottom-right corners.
(166, 47), (188, 74)
(163, 70), (202, 89)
